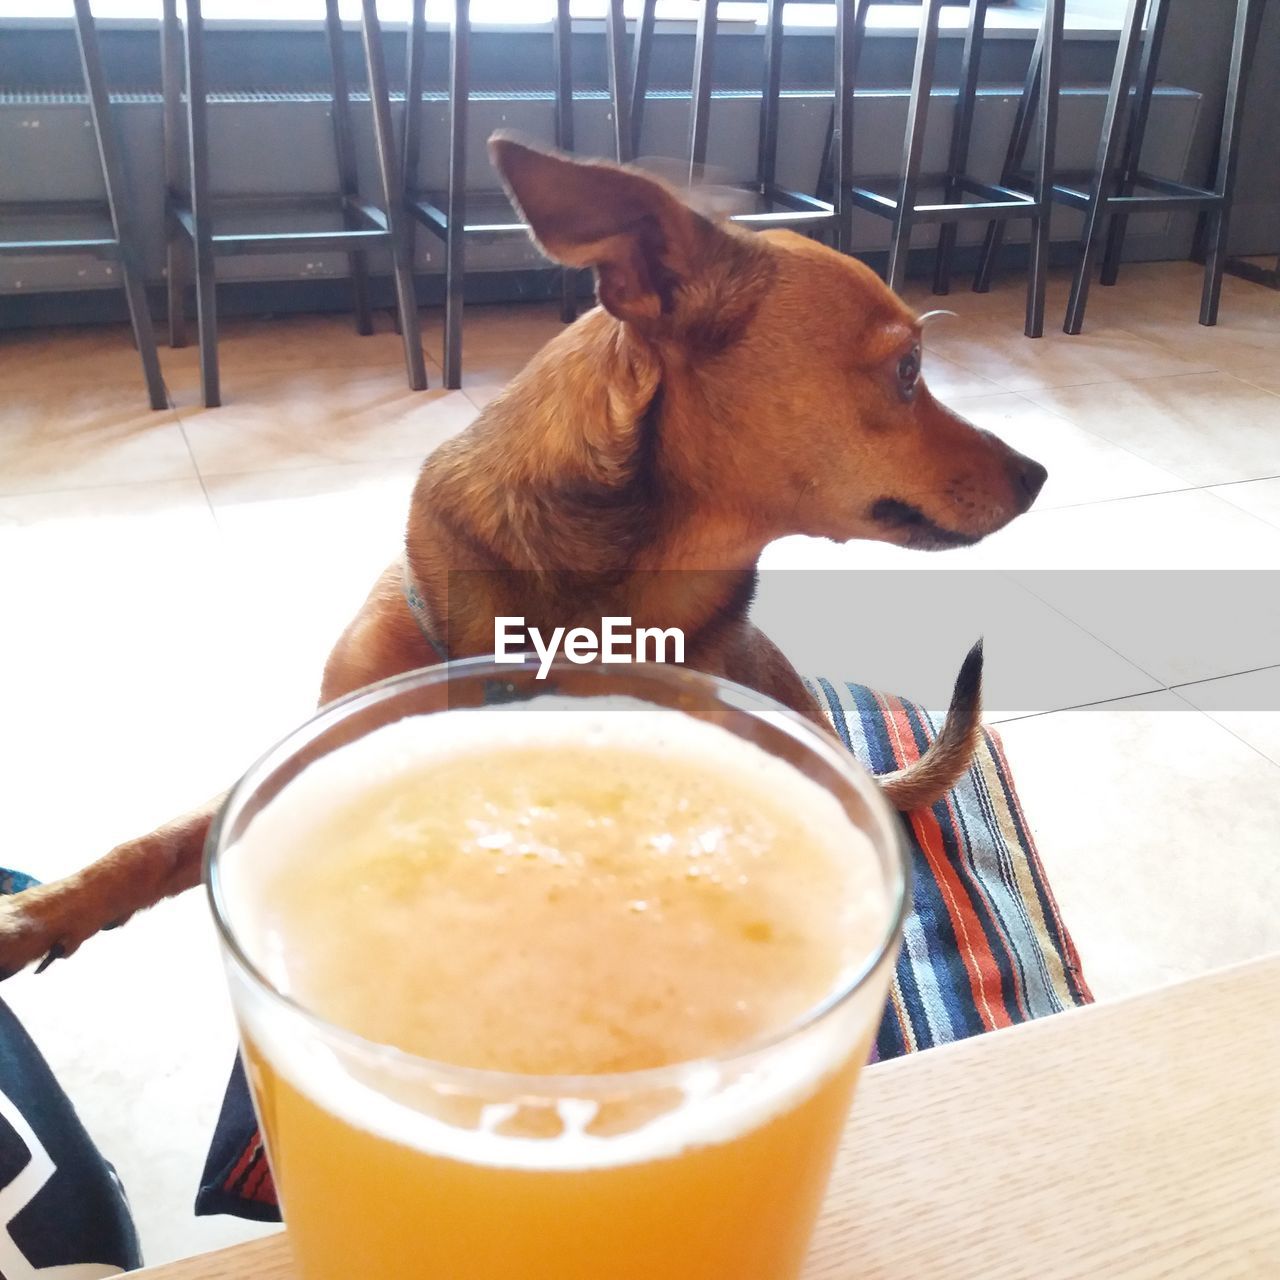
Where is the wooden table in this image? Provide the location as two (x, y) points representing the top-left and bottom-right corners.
(140, 955), (1280, 1279)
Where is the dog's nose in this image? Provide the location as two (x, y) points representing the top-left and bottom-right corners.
(1011, 453), (1048, 508)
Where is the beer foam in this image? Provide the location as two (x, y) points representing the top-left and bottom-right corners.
(221, 701), (890, 1171)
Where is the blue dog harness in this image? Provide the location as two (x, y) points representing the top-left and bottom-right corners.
(401, 559), (449, 660)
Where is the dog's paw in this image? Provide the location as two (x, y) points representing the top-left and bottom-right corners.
(0, 889), (89, 980)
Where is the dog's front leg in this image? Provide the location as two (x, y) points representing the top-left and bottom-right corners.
(0, 800), (219, 977)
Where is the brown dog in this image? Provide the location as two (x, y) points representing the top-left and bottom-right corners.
(0, 136), (1045, 976)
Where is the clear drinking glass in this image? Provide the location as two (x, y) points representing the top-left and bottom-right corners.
(206, 658), (909, 1280)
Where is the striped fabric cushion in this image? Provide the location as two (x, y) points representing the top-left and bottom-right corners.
(807, 677), (1092, 1060)
(196, 679), (1090, 1220)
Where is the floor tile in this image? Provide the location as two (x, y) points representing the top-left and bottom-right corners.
(1233, 363), (1280, 396)
(445, 347), (541, 389)
(920, 351), (1006, 402)
(0, 322), (167, 389)
(160, 311), (429, 381)
(960, 487), (1280, 570)
(0, 480), (241, 885)
(175, 367), (477, 476)
(1020, 260), (1279, 334)
(1069, 261), (1278, 327)
(204, 457), (420, 547)
(1176, 665), (1280, 767)
(0, 475), (212, 534)
(1209, 476), (1280, 528)
(908, 260), (1277, 348)
(419, 300), (565, 353)
(926, 316), (1215, 394)
(418, 301), (566, 385)
(944, 392), (1188, 509)
(1122, 311), (1280, 389)
(203, 460), (424, 686)
(0, 379), (196, 495)
(462, 381), (510, 411)
(996, 692), (1280, 1002)
(1023, 371), (1280, 487)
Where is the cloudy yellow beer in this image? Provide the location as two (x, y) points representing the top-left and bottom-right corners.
(218, 697), (897, 1280)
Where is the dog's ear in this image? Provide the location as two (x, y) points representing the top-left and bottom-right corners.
(489, 133), (721, 331)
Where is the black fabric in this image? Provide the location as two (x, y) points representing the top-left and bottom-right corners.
(195, 1056), (280, 1223)
(0, 996), (142, 1275)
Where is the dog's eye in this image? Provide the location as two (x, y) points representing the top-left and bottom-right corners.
(897, 348), (921, 399)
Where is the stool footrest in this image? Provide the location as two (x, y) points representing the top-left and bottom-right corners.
(0, 200), (122, 258)
(727, 184), (835, 227)
(409, 185), (836, 242)
(409, 191), (530, 240)
(955, 176), (1037, 206)
(0, 238), (119, 256)
(913, 198), (1040, 225)
(1051, 173), (1223, 214)
(170, 195), (394, 256)
(847, 185), (901, 217)
(847, 176), (1040, 224)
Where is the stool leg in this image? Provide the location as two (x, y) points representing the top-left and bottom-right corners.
(73, 0), (166, 410)
(181, 0), (220, 408)
(553, 0), (578, 323)
(974, 19), (1042, 293)
(934, 0), (989, 296)
(360, 0), (427, 390)
(1200, 0), (1259, 327)
(688, 0), (717, 182)
(161, 0), (187, 351)
(831, 0), (867, 255)
(1100, 0), (1167, 287)
(440, 0), (469, 390)
(1064, 0), (1146, 335)
(165, 221), (190, 353)
(887, 0), (943, 295)
(324, 0), (373, 336)
(605, 0), (632, 164)
(758, 0), (784, 195)
(1189, 0), (1266, 271)
(630, 0), (657, 158)
(401, 0), (426, 311)
(1025, 0), (1063, 338)
(1188, 140), (1218, 268)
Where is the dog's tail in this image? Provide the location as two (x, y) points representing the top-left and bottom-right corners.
(878, 639), (984, 812)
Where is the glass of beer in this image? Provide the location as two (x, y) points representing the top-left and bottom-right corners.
(207, 658), (908, 1280)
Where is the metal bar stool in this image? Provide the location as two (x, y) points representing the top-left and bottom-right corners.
(0, 0), (166, 409)
(162, 0), (427, 408)
(977, 0), (1264, 333)
(840, 0), (1065, 336)
(403, 1), (630, 391)
(629, 0), (838, 239)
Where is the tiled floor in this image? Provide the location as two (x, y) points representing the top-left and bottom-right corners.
(1, 259), (1279, 1266)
